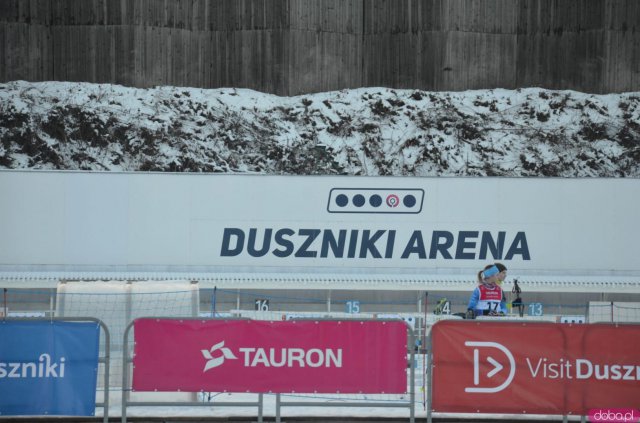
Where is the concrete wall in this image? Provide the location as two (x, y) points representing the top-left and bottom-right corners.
(1, 0), (638, 95)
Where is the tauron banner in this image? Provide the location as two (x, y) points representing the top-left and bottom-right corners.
(431, 321), (640, 415)
(132, 319), (407, 393)
(0, 321), (100, 416)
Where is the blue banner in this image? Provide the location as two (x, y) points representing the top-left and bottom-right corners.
(0, 320), (100, 416)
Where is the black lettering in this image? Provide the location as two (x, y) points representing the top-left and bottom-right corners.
(347, 230), (359, 258)
(248, 228), (272, 257)
(429, 231), (453, 259)
(273, 228), (295, 257)
(295, 229), (320, 257)
(505, 232), (530, 260)
(220, 228), (245, 256)
(385, 230), (396, 258)
(320, 229), (346, 258)
(479, 231), (505, 259)
(359, 230), (385, 258)
(401, 231), (426, 259)
(455, 231), (478, 259)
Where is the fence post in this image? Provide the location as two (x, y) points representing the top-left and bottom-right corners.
(211, 286), (217, 316)
(97, 318), (111, 423)
(122, 320), (132, 423)
(190, 280), (199, 317)
(410, 328), (415, 423)
(426, 328), (433, 423)
(2, 287), (7, 317)
(57, 281), (67, 316)
(610, 301), (614, 322)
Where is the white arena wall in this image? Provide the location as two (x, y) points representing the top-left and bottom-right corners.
(0, 171), (640, 292)
(0, 170), (639, 297)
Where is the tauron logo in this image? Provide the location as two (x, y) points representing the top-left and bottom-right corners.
(201, 341), (237, 371)
(327, 188), (424, 214)
(201, 343), (344, 370)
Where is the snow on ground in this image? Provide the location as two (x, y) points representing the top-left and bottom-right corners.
(1, 81), (639, 177)
(98, 391), (580, 421)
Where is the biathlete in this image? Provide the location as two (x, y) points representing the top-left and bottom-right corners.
(466, 264), (507, 318)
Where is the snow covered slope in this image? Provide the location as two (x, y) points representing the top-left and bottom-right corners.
(1, 81), (639, 176)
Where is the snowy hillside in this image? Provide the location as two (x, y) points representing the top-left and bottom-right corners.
(1, 80), (639, 177)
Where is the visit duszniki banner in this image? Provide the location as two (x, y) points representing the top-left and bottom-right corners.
(431, 321), (640, 415)
(0, 321), (100, 416)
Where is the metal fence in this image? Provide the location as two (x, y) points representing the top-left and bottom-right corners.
(1, 317), (111, 422)
(119, 316), (415, 422)
(2, 286), (640, 420)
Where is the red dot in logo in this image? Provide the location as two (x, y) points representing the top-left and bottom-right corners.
(386, 194), (400, 207)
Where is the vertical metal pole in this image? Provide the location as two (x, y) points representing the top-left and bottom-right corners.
(426, 331), (433, 423)
(258, 393), (263, 423)
(409, 327), (415, 423)
(190, 280), (198, 317)
(422, 292), (428, 410)
(124, 281), (133, 406)
(327, 290), (331, 312)
(57, 281), (67, 317)
(275, 393), (281, 423)
(212, 286), (217, 317)
(585, 302), (590, 323)
(125, 281), (133, 332)
(2, 288), (7, 318)
(610, 301), (614, 322)
(190, 282), (199, 402)
(49, 289), (55, 318)
(100, 320), (111, 423)
(121, 323), (132, 423)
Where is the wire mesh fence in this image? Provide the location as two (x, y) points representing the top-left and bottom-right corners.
(2, 281), (640, 408)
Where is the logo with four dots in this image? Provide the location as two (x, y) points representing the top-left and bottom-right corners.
(327, 189), (424, 214)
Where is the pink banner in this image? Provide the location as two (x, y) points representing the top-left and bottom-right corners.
(132, 319), (407, 393)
